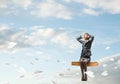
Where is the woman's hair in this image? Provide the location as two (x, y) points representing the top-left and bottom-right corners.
(84, 33), (89, 36)
(84, 33), (90, 40)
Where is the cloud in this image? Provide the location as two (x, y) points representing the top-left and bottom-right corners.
(7, 42), (17, 49)
(53, 53), (120, 84)
(71, 0), (120, 14)
(0, 0), (120, 19)
(98, 53), (120, 63)
(51, 32), (70, 46)
(0, 24), (78, 52)
(51, 30), (78, 48)
(24, 26), (55, 46)
(0, 0), (32, 9)
(101, 70), (108, 76)
(72, 0), (99, 8)
(0, 24), (16, 50)
(26, 26), (78, 48)
(0, 24), (9, 30)
(0, 0), (32, 16)
(12, 0), (32, 9)
(31, 0), (120, 17)
(98, 0), (120, 14)
(102, 64), (107, 68)
(16, 67), (26, 74)
(0, 0), (9, 8)
(85, 71), (95, 78)
(0, 81), (10, 84)
(105, 46), (110, 50)
(0, 25), (49, 50)
(82, 8), (99, 16)
(30, 1), (72, 19)
(110, 58), (115, 61)
(0, 24), (119, 53)
(64, 0), (72, 3)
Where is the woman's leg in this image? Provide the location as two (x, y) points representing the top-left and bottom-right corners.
(80, 58), (88, 81)
(84, 60), (87, 81)
(81, 59), (87, 81)
(84, 58), (90, 81)
(80, 59), (85, 81)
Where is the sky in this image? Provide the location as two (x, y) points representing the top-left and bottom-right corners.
(0, 0), (120, 84)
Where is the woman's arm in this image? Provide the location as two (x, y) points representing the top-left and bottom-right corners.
(76, 35), (84, 44)
(89, 35), (94, 42)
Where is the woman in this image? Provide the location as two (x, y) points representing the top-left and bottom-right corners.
(77, 33), (94, 81)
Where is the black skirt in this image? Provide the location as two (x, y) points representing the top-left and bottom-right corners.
(80, 49), (91, 59)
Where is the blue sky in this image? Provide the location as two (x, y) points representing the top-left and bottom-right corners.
(0, 0), (120, 84)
